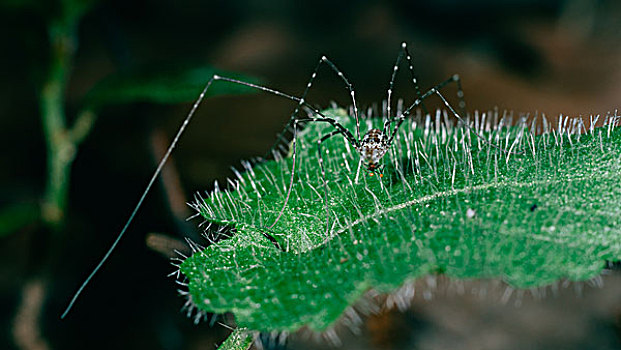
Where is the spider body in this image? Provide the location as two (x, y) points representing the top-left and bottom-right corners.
(358, 128), (388, 172)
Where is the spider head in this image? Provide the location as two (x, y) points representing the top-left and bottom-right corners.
(359, 128), (388, 173)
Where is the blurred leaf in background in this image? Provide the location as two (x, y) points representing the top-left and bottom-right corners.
(85, 64), (260, 108)
(0, 202), (39, 237)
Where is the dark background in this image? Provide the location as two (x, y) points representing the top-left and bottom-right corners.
(1, 0), (621, 349)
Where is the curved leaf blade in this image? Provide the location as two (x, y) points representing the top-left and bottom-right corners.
(180, 109), (621, 332)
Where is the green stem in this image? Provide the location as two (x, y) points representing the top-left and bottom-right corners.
(40, 8), (95, 228)
(40, 20), (74, 227)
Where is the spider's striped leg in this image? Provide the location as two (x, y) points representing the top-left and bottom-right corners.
(387, 42), (430, 120)
(212, 77), (354, 140)
(62, 74), (356, 319)
(320, 57), (361, 139)
(384, 75), (458, 143)
(386, 44), (405, 120)
(402, 42), (466, 117)
(389, 75), (522, 155)
(294, 115), (358, 148)
(268, 58), (323, 158)
(267, 122), (298, 230)
(433, 88), (522, 155)
(452, 74), (467, 117)
(316, 129), (343, 234)
(268, 55), (361, 159)
(294, 114), (359, 232)
(61, 75), (224, 318)
(387, 42), (467, 132)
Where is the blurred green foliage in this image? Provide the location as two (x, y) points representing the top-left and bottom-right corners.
(0, 203), (39, 237)
(1, 0), (259, 235)
(85, 65), (260, 108)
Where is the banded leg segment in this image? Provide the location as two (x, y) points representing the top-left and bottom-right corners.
(453, 73), (467, 117)
(269, 55), (361, 158)
(212, 76), (354, 145)
(61, 76), (220, 318)
(62, 74), (356, 318)
(295, 116), (358, 149)
(387, 42), (430, 120)
(321, 57), (360, 139)
(433, 89), (522, 155)
(402, 42), (467, 117)
(388, 75), (522, 155)
(385, 43), (467, 141)
(384, 75), (459, 143)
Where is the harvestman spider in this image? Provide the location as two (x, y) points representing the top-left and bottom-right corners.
(61, 42), (518, 318)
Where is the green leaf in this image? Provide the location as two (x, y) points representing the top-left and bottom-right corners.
(0, 202), (39, 237)
(84, 64), (259, 109)
(217, 328), (254, 350)
(180, 108), (621, 332)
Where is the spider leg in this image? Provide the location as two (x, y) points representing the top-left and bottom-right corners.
(292, 115), (361, 232)
(61, 74), (353, 319)
(433, 88), (523, 155)
(267, 122), (298, 230)
(387, 75), (522, 155)
(214, 76), (358, 146)
(403, 42), (467, 117)
(387, 42), (430, 120)
(316, 129), (343, 234)
(269, 55), (361, 158)
(452, 73), (467, 117)
(294, 116), (358, 148)
(385, 42), (468, 144)
(320, 57), (361, 139)
(383, 67), (468, 139)
(384, 75), (457, 142)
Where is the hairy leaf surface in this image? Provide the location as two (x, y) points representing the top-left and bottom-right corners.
(180, 108), (621, 332)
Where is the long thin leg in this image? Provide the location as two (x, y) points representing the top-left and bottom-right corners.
(386, 42), (468, 137)
(402, 42), (467, 117)
(387, 42), (430, 120)
(386, 44), (404, 120)
(280, 117), (357, 233)
(61, 76), (219, 319)
(269, 55), (361, 158)
(384, 75), (457, 141)
(452, 74), (467, 117)
(213, 76), (358, 148)
(316, 129), (342, 233)
(433, 88), (521, 154)
(402, 43), (428, 114)
(60, 74), (352, 319)
(294, 116), (358, 148)
(267, 122), (298, 230)
(270, 114), (360, 232)
(321, 57), (361, 139)
(387, 75), (522, 155)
